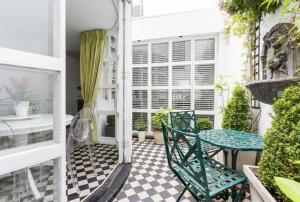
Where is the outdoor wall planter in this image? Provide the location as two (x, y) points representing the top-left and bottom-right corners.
(246, 23), (300, 104)
(246, 77), (300, 104)
(243, 165), (276, 202)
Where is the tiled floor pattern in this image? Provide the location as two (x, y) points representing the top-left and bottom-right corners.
(114, 138), (251, 202)
(0, 166), (54, 202)
(67, 144), (118, 202)
(0, 143), (118, 202)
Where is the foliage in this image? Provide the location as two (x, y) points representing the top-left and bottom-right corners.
(196, 118), (213, 131)
(275, 177), (300, 201)
(106, 115), (115, 126)
(3, 77), (34, 104)
(134, 120), (147, 131)
(259, 84), (300, 200)
(215, 75), (229, 115)
(222, 85), (251, 131)
(151, 108), (170, 131)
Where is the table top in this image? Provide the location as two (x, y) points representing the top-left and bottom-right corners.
(198, 129), (264, 151)
(0, 114), (73, 136)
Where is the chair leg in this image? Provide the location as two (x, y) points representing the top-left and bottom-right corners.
(66, 138), (80, 193)
(233, 181), (246, 202)
(177, 185), (188, 202)
(87, 144), (97, 176)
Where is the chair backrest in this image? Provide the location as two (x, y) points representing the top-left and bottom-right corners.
(169, 110), (197, 133)
(161, 121), (210, 196)
(69, 103), (95, 142)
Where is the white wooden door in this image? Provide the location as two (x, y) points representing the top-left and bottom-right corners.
(0, 0), (66, 201)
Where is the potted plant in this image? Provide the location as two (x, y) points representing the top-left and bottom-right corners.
(3, 77), (33, 117)
(151, 108), (170, 145)
(104, 115), (115, 137)
(196, 118), (213, 131)
(134, 120), (147, 142)
(243, 84), (300, 201)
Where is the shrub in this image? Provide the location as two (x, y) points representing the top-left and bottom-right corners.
(222, 85), (251, 131)
(196, 118), (213, 131)
(259, 84), (300, 200)
(134, 120), (147, 131)
(151, 108), (170, 131)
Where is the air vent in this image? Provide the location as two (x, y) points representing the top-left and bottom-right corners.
(195, 38), (215, 61)
(195, 64), (214, 86)
(172, 90), (191, 110)
(172, 40), (191, 62)
(152, 42), (169, 63)
(194, 89), (214, 111)
(133, 67), (148, 86)
(132, 90), (148, 109)
(151, 90), (168, 109)
(152, 66), (168, 86)
(132, 44), (148, 64)
(172, 65), (191, 86)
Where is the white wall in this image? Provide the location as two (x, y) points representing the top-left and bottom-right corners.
(66, 56), (80, 115)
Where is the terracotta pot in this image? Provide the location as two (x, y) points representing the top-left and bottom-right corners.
(243, 165), (276, 202)
(153, 131), (164, 145)
(138, 131), (146, 142)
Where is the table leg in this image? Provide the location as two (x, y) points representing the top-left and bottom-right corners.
(27, 168), (41, 200)
(255, 151), (261, 165)
(223, 149), (228, 167)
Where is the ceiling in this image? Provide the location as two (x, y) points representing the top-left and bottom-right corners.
(66, 0), (118, 56)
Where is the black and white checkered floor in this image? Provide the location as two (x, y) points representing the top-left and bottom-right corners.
(114, 138), (251, 202)
(67, 144), (118, 202)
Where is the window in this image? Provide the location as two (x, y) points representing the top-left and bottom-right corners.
(152, 66), (168, 86)
(132, 37), (216, 134)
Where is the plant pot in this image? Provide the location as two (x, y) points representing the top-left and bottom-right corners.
(138, 131), (146, 142)
(243, 165), (276, 202)
(15, 101), (30, 117)
(153, 131), (164, 145)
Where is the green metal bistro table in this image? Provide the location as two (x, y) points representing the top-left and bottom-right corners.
(198, 129), (264, 170)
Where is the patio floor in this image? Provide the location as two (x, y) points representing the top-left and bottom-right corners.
(67, 144), (118, 202)
(114, 138), (252, 202)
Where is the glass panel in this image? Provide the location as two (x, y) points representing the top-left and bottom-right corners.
(98, 114), (116, 138)
(0, 0), (59, 56)
(0, 64), (59, 151)
(172, 90), (191, 110)
(0, 158), (60, 201)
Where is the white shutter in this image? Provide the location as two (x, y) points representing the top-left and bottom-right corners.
(132, 90), (148, 109)
(152, 66), (168, 86)
(172, 65), (191, 86)
(132, 44), (148, 64)
(132, 112), (148, 127)
(195, 64), (214, 86)
(133, 67), (148, 86)
(151, 90), (168, 109)
(172, 40), (191, 62)
(194, 89), (214, 111)
(172, 90), (191, 110)
(151, 42), (168, 63)
(195, 38), (215, 61)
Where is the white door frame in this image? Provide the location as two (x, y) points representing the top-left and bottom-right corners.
(0, 0), (66, 201)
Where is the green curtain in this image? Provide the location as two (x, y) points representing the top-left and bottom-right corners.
(80, 30), (106, 143)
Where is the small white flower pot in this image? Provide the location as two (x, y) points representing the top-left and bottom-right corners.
(243, 165), (276, 202)
(15, 101), (30, 117)
(138, 131), (146, 142)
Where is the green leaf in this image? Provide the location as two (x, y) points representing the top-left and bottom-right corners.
(275, 177), (300, 202)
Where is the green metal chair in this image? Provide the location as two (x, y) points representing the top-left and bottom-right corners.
(162, 121), (247, 202)
(169, 110), (221, 158)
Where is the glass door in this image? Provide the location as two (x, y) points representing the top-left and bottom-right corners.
(0, 0), (66, 201)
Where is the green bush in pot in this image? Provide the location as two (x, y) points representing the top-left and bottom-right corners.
(196, 118), (213, 131)
(134, 120), (147, 142)
(222, 85), (251, 132)
(259, 84), (300, 200)
(151, 108), (170, 145)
